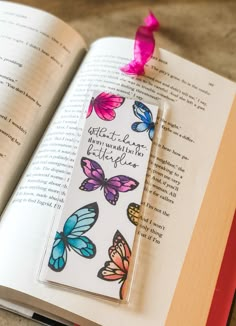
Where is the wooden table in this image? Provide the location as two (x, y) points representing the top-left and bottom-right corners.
(0, 1), (235, 325)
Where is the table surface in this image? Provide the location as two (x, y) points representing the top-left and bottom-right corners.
(0, 1), (235, 325)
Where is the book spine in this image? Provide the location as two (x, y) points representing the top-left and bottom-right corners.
(206, 211), (236, 325)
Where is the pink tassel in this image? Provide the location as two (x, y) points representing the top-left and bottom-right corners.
(120, 11), (160, 76)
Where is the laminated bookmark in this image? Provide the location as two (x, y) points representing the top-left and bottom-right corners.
(43, 91), (159, 301)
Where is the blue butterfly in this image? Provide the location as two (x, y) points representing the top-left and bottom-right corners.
(48, 202), (98, 272)
(131, 101), (155, 140)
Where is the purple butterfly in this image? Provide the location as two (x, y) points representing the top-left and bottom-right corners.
(79, 157), (139, 205)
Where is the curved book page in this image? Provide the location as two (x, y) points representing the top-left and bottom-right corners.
(0, 1), (86, 213)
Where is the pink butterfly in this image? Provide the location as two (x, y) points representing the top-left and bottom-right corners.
(79, 157), (139, 205)
(86, 92), (125, 121)
(97, 230), (131, 300)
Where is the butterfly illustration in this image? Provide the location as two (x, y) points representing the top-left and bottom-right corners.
(86, 92), (125, 121)
(131, 101), (155, 140)
(48, 202), (98, 272)
(127, 202), (140, 226)
(97, 230), (131, 300)
(79, 157), (139, 205)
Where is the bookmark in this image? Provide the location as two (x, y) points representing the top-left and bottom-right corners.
(44, 91), (159, 301)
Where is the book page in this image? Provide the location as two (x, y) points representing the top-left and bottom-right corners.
(0, 37), (235, 326)
(0, 1), (86, 212)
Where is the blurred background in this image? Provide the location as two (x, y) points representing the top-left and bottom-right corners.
(1, 0), (235, 325)
(8, 0), (236, 81)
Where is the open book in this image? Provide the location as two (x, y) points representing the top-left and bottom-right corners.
(0, 1), (235, 325)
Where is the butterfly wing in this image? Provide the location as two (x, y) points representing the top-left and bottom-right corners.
(131, 101), (155, 139)
(48, 232), (67, 272)
(64, 202), (98, 258)
(93, 92), (125, 121)
(148, 125), (155, 140)
(105, 176), (139, 205)
(48, 203), (98, 272)
(86, 97), (94, 118)
(97, 230), (131, 300)
(132, 101), (153, 124)
(120, 278), (128, 301)
(131, 121), (150, 133)
(79, 157), (105, 191)
(103, 185), (119, 206)
(67, 236), (96, 258)
(127, 202), (140, 226)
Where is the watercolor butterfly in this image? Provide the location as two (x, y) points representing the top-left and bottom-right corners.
(86, 92), (125, 121)
(48, 202), (98, 272)
(79, 157), (139, 205)
(127, 202), (140, 226)
(131, 101), (155, 140)
(97, 230), (131, 300)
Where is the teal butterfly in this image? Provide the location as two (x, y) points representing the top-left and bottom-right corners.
(48, 202), (98, 272)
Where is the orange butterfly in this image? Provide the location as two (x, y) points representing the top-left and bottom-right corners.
(97, 230), (131, 300)
(127, 202), (140, 226)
